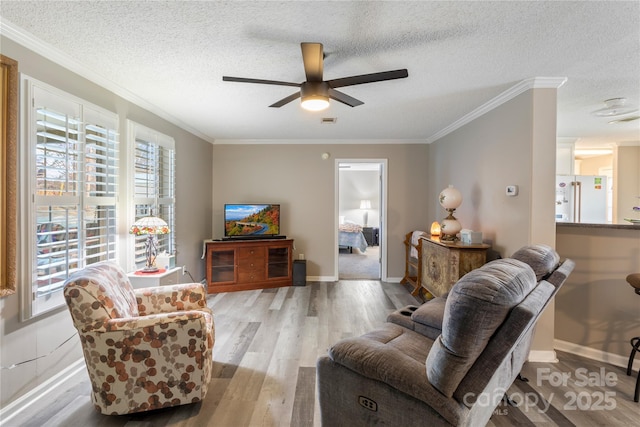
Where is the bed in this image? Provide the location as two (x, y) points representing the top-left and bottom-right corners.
(338, 223), (368, 253)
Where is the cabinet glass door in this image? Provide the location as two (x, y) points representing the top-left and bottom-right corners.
(267, 247), (289, 279)
(211, 249), (235, 283)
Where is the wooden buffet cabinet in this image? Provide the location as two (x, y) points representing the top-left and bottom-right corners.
(204, 239), (293, 293)
(420, 236), (490, 297)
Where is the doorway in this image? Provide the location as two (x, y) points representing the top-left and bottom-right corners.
(335, 159), (387, 280)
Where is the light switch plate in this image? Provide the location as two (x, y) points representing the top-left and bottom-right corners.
(506, 185), (519, 196)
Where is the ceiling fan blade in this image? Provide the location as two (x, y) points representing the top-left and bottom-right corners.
(327, 69), (409, 88)
(269, 92), (301, 108)
(301, 42), (324, 82)
(328, 88), (364, 107)
(223, 76), (300, 87)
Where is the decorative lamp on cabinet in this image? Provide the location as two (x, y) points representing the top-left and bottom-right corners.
(430, 221), (441, 237)
(439, 185), (462, 241)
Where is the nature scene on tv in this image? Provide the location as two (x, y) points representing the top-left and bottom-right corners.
(225, 204), (280, 236)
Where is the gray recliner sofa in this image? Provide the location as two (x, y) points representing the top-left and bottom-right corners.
(317, 245), (574, 427)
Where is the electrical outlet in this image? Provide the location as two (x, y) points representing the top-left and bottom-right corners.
(299, 253), (305, 260)
(182, 265), (187, 275)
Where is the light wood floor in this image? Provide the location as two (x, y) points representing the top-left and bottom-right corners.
(7, 280), (639, 426)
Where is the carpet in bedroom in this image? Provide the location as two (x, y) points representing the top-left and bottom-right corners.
(339, 246), (380, 280)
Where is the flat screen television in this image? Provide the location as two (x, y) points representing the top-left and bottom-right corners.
(224, 204), (281, 237)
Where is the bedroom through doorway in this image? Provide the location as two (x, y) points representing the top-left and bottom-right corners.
(336, 160), (386, 280)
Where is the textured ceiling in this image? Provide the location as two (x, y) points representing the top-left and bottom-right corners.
(1, 1), (639, 147)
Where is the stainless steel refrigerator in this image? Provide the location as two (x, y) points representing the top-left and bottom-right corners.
(556, 175), (607, 223)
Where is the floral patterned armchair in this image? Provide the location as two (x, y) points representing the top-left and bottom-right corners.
(63, 262), (214, 415)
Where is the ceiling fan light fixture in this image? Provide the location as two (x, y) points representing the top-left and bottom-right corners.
(592, 97), (638, 117)
(301, 95), (330, 111)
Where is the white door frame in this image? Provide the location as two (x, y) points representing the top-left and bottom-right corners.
(334, 158), (388, 281)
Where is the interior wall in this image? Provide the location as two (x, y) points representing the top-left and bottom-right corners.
(0, 36), (213, 408)
(556, 225), (640, 361)
(427, 89), (557, 255)
(211, 143), (429, 279)
(426, 88), (559, 356)
(339, 169), (380, 227)
(578, 154), (613, 175)
(615, 145), (640, 224)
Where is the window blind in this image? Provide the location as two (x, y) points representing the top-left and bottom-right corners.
(131, 123), (175, 267)
(29, 80), (119, 317)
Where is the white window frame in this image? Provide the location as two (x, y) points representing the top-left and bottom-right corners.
(126, 121), (175, 272)
(20, 76), (119, 319)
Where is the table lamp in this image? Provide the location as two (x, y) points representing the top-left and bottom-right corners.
(439, 185), (462, 241)
(360, 199), (371, 227)
(129, 216), (170, 272)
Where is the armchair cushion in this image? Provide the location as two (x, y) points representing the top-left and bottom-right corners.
(426, 258), (536, 397)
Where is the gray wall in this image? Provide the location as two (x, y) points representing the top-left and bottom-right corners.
(211, 143), (429, 279)
(426, 88), (559, 356)
(426, 89), (558, 255)
(556, 225), (640, 361)
(615, 145), (640, 224)
(0, 37), (213, 407)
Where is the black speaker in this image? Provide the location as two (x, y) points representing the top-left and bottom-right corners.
(293, 260), (306, 286)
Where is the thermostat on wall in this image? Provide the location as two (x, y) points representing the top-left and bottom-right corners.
(506, 185), (519, 196)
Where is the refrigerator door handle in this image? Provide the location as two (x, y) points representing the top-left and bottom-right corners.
(571, 181), (581, 223)
(575, 181), (582, 223)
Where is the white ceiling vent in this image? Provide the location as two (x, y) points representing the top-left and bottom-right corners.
(321, 117), (337, 124)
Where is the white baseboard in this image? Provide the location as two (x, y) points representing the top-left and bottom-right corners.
(307, 276), (336, 282)
(555, 339), (639, 371)
(0, 358), (85, 424)
(528, 350), (558, 363)
(305, 276), (404, 283)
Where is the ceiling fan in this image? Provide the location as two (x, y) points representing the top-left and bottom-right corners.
(222, 42), (408, 111)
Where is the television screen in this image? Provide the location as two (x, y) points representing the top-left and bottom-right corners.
(224, 204), (280, 237)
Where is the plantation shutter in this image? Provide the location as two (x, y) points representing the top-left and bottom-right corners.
(30, 81), (118, 316)
(131, 123), (175, 267)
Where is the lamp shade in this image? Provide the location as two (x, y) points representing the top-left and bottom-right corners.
(129, 216), (170, 235)
(360, 200), (372, 209)
(439, 185), (463, 210)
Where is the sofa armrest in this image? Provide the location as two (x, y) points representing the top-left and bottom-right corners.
(134, 282), (210, 316)
(77, 309), (212, 333)
(106, 310), (212, 332)
(411, 297), (445, 333)
(387, 297), (446, 340)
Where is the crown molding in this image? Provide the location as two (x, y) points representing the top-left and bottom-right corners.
(425, 77), (568, 144)
(212, 138), (427, 145)
(0, 18), (215, 145)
